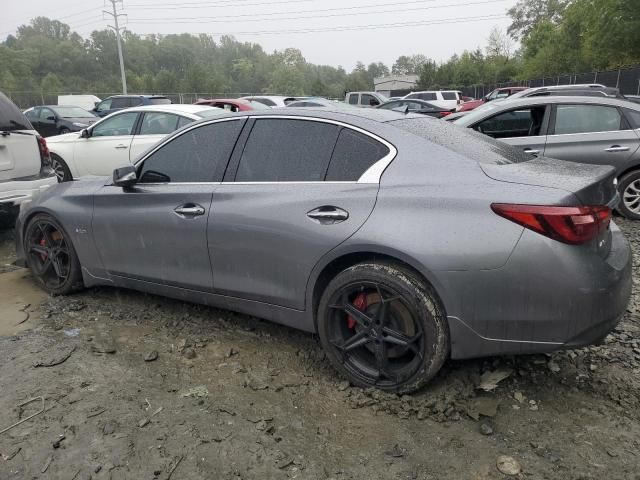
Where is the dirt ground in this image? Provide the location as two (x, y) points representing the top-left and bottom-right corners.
(1, 219), (640, 480)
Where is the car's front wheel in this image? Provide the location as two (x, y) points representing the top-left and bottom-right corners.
(50, 154), (72, 182)
(318, 262), (449, 394)
(24, 214), (83, 295)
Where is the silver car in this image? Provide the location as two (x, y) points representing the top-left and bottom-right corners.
(15, 109), (632, 393)
(453, 96), (640, 218)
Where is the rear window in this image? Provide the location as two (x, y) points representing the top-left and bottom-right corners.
(149, 97), (172, 105)
(0, 92), (32, 131)
(390, 117), (532, 165)
(441, 92), (457, 100)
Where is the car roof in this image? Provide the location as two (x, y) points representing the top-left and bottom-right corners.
(484, 95), (639, 108)
(108, 94), (169, 99)
(123, 104), (217, 114)
(198, 98), (251, 104)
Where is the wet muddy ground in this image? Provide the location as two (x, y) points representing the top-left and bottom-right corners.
(1, 219), (640, 479)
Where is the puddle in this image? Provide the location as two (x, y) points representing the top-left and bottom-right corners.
(0, 269), (46, 336)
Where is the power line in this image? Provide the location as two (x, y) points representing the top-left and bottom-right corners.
(137, 13), (507, 36)
(127, 0), (316, 10)
(130, 0), (510, 24)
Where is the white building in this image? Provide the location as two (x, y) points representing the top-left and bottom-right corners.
(374, 75), (419, 97)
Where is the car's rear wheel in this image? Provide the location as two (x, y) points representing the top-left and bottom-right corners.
(618, 170), (640, 220)
(51, 154), (72, 182)
(59, 127), (70, 135)
(24, 214), (83, 295)
(318, 262), (449, 393)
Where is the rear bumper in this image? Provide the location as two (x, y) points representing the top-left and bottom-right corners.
(442, 222), (632, 359)
(0, 172), (57, 207)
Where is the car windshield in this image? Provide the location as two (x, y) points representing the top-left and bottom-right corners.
(453, 102), (503, 127)
(149, 97), (172, 105)
(195, 108), (226, 119)
(52, 106), (96, 118)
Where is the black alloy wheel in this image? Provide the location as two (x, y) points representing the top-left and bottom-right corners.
(318, 262), (449, 393)
(24, 214), (82, 294)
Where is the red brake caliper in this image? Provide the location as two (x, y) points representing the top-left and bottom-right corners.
(348, 293), (368, 330)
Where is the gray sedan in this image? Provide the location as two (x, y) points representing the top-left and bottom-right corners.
(453, 96), (640, 218)
(15, 109), (631, 393)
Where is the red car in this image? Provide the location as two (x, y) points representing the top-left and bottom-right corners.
(194, 98), (270, 112)
(457, 87), (528, 112)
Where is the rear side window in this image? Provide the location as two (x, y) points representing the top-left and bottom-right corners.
(252, 98), (276, 107)
(348, 94), (359, 105)
(235, 119), (339, 182)
(139, 120), (243, 183)
(0, 92), (32, 131)
(110, 97), (130, 109)
(553, 105), (625, 135)
(418, 93), (437, 101)
(441, 92), (457, 100)
(361, 94), (380, 106)
(149, 97), (171, 105)
(129, 97), (144, 106)
(326, 129), (389, 181)
(623, 108), (640, 129)
(139, 112), (181, 135)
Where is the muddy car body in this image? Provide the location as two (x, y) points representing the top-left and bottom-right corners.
(14, 109), (632, 392)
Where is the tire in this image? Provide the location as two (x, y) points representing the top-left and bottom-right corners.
(51, 154), (73, 182)
(317, 262), (449, 394)
(24, 213), (83, 295)
(59, 127), (70, 135)
(617, 170), (640, 220)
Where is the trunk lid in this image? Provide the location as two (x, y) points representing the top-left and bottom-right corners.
(480, 156), (618, 207)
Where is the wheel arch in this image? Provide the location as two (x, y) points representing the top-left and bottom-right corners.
(308, 246), (453, 331)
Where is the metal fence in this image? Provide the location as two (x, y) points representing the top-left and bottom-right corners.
(3, 91), (279, 109)
(458, 66), (640, 99)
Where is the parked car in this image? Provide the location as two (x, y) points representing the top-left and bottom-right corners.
(0, 91), (56, 226)
(46, 104), (223, 181)
(24, 106), (98, 137)
(194, 98), (270, 111)
(377, 99), (453, 118)
(625, 95), (640, 105)
(92, 95), (171, 117)
(57, 95), (102, 111)
(403, 90), (462, 110)
(239, 96), (299, 107)
(345, 91), (388, 108)
(453, 96), (640, 218)
(457, 87), (528, 112)
(14, 108), (631, 393)
(286, 98), (352, 108)
(443, 111), (470, 122)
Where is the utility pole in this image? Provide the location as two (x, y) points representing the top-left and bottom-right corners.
(104, 0), (127, 94)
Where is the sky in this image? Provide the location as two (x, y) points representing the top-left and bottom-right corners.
(1, 0), (518, 71)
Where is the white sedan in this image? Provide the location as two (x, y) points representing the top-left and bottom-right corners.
(46, 104), (224, 181)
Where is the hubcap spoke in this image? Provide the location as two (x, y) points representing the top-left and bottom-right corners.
(343, 303), (372, 328)
(30, 245), (48, 256)
(331, 330), (372, 352)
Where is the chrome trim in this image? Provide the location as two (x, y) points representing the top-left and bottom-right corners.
(134, 114), (398, 185)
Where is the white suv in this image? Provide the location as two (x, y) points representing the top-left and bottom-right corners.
(403, 90), (461, 110)
(0, 92), (56, 225)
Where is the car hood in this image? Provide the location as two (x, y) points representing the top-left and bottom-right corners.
(46, 131), (83, 143)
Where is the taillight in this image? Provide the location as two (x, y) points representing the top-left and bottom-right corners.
(36, 135), (51, 167)
(439, 111), (452, 117)
(491, 204), (611, 245)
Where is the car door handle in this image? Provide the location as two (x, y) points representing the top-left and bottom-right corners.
(605, 145), (630, 152)
(174, 204), (206, 217)
(307, 206), (349, 224)
(115, 144), (128, 149)
(523, 148), (540, 155)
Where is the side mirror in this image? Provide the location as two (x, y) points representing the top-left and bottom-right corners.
(113, 165), (137, 187)
(80, 129), (90, 138)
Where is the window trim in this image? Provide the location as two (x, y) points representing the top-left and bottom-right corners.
(90, 111), (141, 137)
(471, 104), (551, 139)
(133, 115), (397, 186)
(548, 103), (630, 137)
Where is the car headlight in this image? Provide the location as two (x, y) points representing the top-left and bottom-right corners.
(72, 122), (89, 127)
